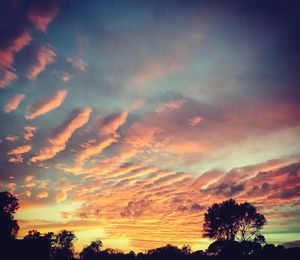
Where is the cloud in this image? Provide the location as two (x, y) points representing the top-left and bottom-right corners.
(27, 0), (60, 32)
(3, 93), (26, 113)
(7, 144), (32, 164)
(23, 126), (37, 141)
(101, 110), (128, 136)
(61, 72), (72, 82)
(0, 32), (31, 89)
(0, 69), (18, 89)
(30, 107), (92, 162)
(67, 57), (87, 73)
(36, 191), (49, 199)
(131, 59), (181, 86)
(25, 89), (68, 120)
(0, 32), (32, 68)
(5, 135), (19, 142)
(76, 137), (117, 165)
(27, 45), (56, 80)
(188, 116), (203, 126)
(8, 144), (32, 155)
(8, 31), (32, 53)
(155, 99), (186, 113)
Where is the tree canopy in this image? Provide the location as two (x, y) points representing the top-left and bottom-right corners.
(202, 199), (266, 242)
(0, 191), (20, 242)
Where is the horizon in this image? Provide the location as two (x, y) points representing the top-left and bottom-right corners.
(0, 0), (300, 253)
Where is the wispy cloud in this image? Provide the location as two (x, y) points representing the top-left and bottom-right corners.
(27, 45), (56, 80)
(0, 69), (18, 89)
(30, 107), (92, 162)
(76, 137), (117, 166)
(25, 89), (67, 120)
(27, 0), (60, 32)
(101, 110), (128, 136)
(7, 144), (32, 164)
(67, 57), (87, 73)
(4, 93), (26, 113)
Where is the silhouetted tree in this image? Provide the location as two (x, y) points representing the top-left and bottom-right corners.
(203, 199), (266, 242)
(80, 240), (103, 260)
(0, 191), (19, 243)
(148, 244), (184, 257)
(52, 230), (77, 260)
(23, 230), (42, 240)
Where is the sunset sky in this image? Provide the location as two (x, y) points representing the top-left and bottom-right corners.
(0, 0), (300, 253)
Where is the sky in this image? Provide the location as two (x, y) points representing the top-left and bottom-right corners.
(0, 0), (300, 253)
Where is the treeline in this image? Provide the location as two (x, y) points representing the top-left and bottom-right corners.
(1, 191), (300, 260)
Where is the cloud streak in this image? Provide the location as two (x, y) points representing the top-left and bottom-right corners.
(27, 0), (60, 32)
(25, 89), (68, 120)
(4, 93), (26, 113)
(27, 45), (56, 80)
(30, 107), (92, 162)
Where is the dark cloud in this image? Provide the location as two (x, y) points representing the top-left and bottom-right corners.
(120, 199), (152, 217)
(190, 203), (204, 212)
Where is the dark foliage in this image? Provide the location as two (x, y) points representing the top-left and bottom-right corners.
(203, 199), (266, 242)
(0, 191), (19, 243)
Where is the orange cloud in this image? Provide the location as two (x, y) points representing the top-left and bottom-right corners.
(30, 107), (92, 162)
(25, 89), (67, 120)
(76, 137), (117, 165)
(36, 191), (49, 199)
(101, 110), (128, 136)
(67, 57), (87, 73)
(27, 45), (56, 80)
(8, 145), (32, 155)
(7, 144), (32, 164)
(27, 1), (59, 32)
(3, 93), (26, 113)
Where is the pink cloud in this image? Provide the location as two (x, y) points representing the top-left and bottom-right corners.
(0, 32), (32, 69)
(25, 89), (67, 120)
(9, 31), (32, 53)
(30, 107), (92, 162)
(3, 93), (26, 113)
(27, 0), (60, 32)
(0, 32), (31, 89)
(188, 116), (203, 126)
(0, 50), (14, 68)
(67, 57), (87, 73)
(0, 69), (18, 89)
(27, 45), (56, 80)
